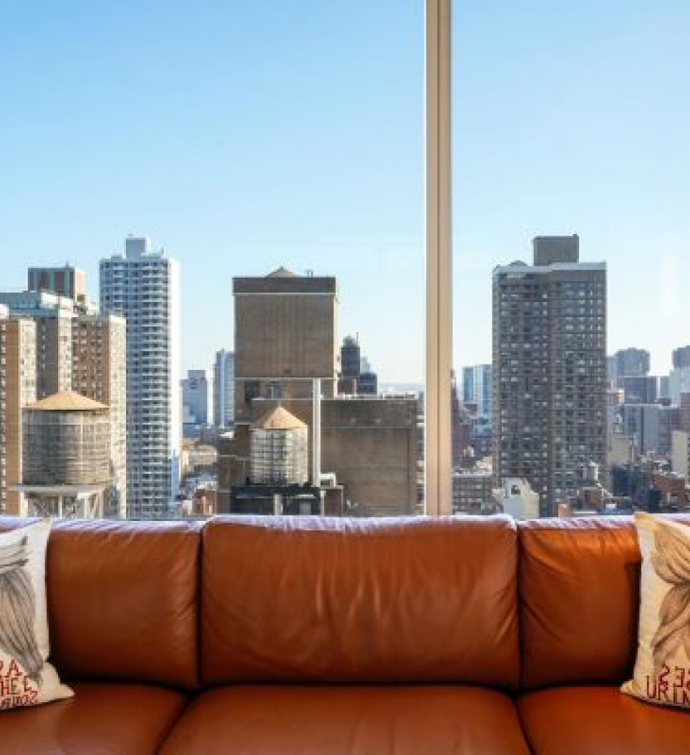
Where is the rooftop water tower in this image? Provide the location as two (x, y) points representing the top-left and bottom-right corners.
(19, 391), (111, 518)
(250, 405), (308, 486)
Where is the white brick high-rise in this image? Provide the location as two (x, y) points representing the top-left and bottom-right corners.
(100, 236), (181, 518)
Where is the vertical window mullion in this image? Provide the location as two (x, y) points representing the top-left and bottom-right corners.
(425, 0), (453, 516)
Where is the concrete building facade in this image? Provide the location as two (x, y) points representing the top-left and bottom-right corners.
(219, 268), (417, 516)
(0, 307), (36, 515)
(0, 291), (75, 399)
(182, 369), (214, 426)
(28, 265), (88, 302)
(621, 375), (658, 405)
(233, 267), (338, 424)
(214, 350), (235, 428)
(622, 404), (680, 456)
(100, 236), (181, 519)
(613, 348), (650, 382)
(222, 396), (417, 517)
(0, 291), (126, 516)
(669, 366), (690, 406)
(462, 364), (492, 419)
(340, 335), (360, 379)
(453, 469), (493, 514)
(672, 430), (690, 481)
(493, 235), (607, 516)
(673, 346), (690, 369)
(71, 314), (127, 516)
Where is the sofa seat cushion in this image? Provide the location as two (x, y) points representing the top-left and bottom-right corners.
(160, 684), (530, 755)
(518, 686), (690, 755)
(0, 681), (188, 754)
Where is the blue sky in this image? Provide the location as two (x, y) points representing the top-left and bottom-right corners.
(1, 1), (689, 381)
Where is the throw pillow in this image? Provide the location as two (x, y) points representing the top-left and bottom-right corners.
(622, 512), (690, 709)
(0, 520), (73, 710)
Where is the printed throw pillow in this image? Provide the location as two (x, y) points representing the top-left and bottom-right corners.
(622, 512), (690, 709)
(0, 521), (73, 710)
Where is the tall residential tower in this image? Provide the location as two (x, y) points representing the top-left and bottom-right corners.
(100, 236), (181, 518)
(492, 235), (607, 515)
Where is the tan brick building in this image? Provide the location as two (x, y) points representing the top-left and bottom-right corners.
(0, 290), (127, 516)
(0, 306), (36, 515)
(71, 314), (127, 516)
(219, 268), (417, 516)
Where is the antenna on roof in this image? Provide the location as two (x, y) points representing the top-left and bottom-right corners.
(305, 269), (314, 277)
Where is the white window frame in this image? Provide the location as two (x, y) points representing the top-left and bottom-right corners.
(425, 0), (453, 515)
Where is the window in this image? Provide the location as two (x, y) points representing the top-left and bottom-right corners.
(2, 1), (424, 521)
(452, 0), (690, 519)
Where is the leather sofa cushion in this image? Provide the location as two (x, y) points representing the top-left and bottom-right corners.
(160, 684), (531, 755)
(0, 681), (187, 754)
(201, 516), (520, 686)
(519, 516), (690, 689)
(518, 686), (690, 755)
(519, 517), (640, 689)
(0, 518), (200, 689)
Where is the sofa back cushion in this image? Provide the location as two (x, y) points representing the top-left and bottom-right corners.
(201, 515), (520, 688)
(518, 516), (690, 690)
(0, 518), (200, 690)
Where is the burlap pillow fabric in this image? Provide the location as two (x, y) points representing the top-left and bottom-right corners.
(622, 512), (690, 709)
(0, 521), (73, 710)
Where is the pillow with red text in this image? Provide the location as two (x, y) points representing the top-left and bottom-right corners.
(0, 521), (73, 710)
(622, 512), (690, 709)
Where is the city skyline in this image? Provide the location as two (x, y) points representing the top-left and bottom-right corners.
(2, 2), (690, 380)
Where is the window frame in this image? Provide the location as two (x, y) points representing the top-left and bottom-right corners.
(425, 0), (453, 515)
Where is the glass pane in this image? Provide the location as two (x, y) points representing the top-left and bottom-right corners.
(1, 2), (424, 520)
(453, 1), (689, 518)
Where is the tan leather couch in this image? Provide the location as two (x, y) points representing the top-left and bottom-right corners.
(0, 514), (689, 754)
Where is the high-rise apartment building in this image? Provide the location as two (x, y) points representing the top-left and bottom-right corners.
(621, 375), (658, 405)
(214, 350), (235, 428)
(28, 265), (87, 302)
(0, 289), (127, 516)
(0, 306), (36, 515)
(182, 369), (213, 426)
(340, 335), (361, 379)
(0, 291), (75, 398)
(672, 345), (690, 369)
(613, 348), (650, 382)
(338, 335), (378, 395)
(100, 236), (181, 519)
(622, 404), (679, 456)
(451, 371), (472, 466)
(71, 314), (127, 516)
(669, 367), (690, 406)
(462, 364), (492, 419)
(493, 235), (607, 516)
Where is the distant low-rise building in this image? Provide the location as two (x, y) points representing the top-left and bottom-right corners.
(492, 478), (540, 520)
(453, 468), (493, 514)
